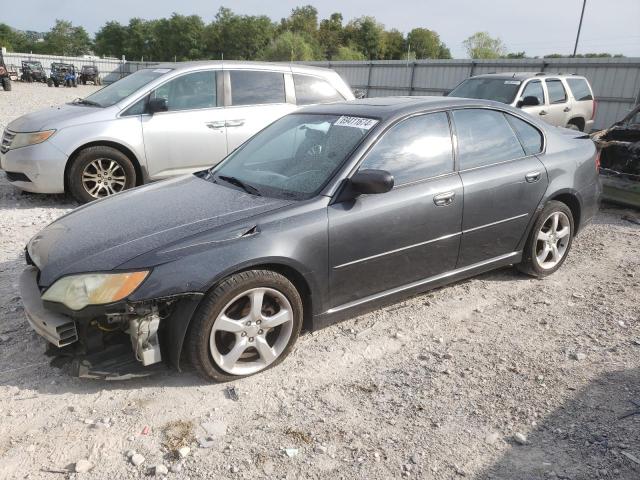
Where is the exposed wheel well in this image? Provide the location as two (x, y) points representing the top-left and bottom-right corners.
(549, 193), (582, 233)
(567, 117), (585, 132)
(64, 142), (143, 192)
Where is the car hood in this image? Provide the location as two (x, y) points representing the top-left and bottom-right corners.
(29, 175), (294, 286)
(7, 103), (111, 132)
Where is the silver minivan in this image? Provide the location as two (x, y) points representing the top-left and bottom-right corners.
(0, 61), (354, 202)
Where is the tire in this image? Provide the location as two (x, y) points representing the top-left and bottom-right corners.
(53, 79), (59, 87)
(1, 78), (11, 91)
(517, 200), (574, 277)
(72, 79), (77, 87)
(82, 79), (86, 85)
(187, 270), (303, 382)
(67, 146), (137, 203)
(47, 78), (53, 87)
(565, 123), (581, 131)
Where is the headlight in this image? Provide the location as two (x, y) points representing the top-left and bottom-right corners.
(42, 271), (149, 310)
(11, 130), (56, 150)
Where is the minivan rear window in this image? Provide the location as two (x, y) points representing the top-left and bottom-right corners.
(230, 70), (286, 106)
(566, 78), (593, 101)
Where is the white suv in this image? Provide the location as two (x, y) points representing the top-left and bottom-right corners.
(448, 72), (596, 132)
(1, 62), (353, 203)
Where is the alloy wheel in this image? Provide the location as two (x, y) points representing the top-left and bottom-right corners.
(81, 158), (127, 198)
(535, 211), (571, 269)
(209, 287), (294, 375)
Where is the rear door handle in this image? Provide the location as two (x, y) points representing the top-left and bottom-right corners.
(539, 110), (547, 116)
(226, 119), (245, 127)
(525, 171), (542, 183)
(433, 191), (455, 206)
(206, 121), (225, 130)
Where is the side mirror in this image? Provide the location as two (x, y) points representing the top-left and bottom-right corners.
(350, 169), (394, 195)
(147, 97), (168, 114)
(517, 95), (540, 108)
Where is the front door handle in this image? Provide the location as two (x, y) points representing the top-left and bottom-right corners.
(539, 110), (547, 116)
(206, 121), (225, 130)
(525, 171), (542, 183)
(226, 119), (245, 127)
(433, 191), (455, 206)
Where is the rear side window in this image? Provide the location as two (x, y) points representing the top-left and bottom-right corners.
(566, 78), (593, 101)
(520, 80), (545, 105)
(230, 70), (285, 106)
(360, 112), (453, 185)
(505, 114), (543, 155)
(452, 109), (524, 170)
(546, 79), (567, 104)
(294, 74), (344, 105)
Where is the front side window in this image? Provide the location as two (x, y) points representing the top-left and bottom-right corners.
(520, 80), (545, 105)
(505, 114), (544, 155)
(546, 79), (567, 104)
(294, 74), (344, 105)
(566, 78), (593, 101)
(84, 68), (172, 108)
(210, 114), (377, 199)
(151, 70), (216, 111)
(360, 112), (453, 185)
(452, 109), (524, 170)
(230, 70), (286, 106)
(448, 78), (522, 104)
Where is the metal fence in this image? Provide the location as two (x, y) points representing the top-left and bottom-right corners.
(3, 52), (156, 84)
(303, 58), (640, 130)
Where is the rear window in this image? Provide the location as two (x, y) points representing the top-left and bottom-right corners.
(293, 74), (344, 105)
(546, 79), (567, 104)
(448, 78), (521, 104)
(230, 70), (286, 106)
(566, 78), (593, 101)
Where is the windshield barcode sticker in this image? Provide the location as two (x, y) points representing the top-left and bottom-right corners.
(504, 80), (521, 85)
(152, 68), (172, 73)
(335, 116), (378, 130)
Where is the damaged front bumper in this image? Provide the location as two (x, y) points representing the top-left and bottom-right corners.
(19, 265), (203, 379)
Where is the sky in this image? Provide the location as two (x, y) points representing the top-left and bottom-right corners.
(4, 0), (640, 58)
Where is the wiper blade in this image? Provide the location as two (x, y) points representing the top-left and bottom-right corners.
(216, 175), (261, 196)
(72, 98), (102, 107)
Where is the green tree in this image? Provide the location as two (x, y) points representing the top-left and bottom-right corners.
(333, 45), (366, 61)
(259, 31), (316, 61)
(153, 14), (205, 61)
(205, 7), (275, 60)
(42, 20), (91, 56)
(94, 21), (127, 57)
(463, 31), (506, 59)
(124, 18), (157, 60)
(344, 16), (385, 60)
(504, 51), (527, 59)
(281, 5), (318, 35)
(407, 28), (443, 59)
(318, 13), (343, 60)
(383, 29), (405, 60)
(438, 43), (452, 59)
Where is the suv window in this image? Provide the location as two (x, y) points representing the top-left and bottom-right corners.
(546, 79), (567, 104)
(230, 70), (286, 106)
(566, 78), (593, 101)
(452, 109), (524, 170)
(360, 112), (453, 185)
(293, 74), (344, 105)
(504, 114), (543, 155)
(152, 70), (216, 111)
(520, 80), (545, 105)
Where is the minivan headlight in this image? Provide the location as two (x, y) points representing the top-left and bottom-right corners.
(11, 130), (56, 149)
(42, 271), (149, 310)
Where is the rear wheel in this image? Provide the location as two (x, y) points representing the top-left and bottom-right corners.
(47, 78), (53, 87)
(1, 78), (11, 91)
(67, 146), (137, 203)
(187, 270), (303, 382)
(518, 201), (574, 277)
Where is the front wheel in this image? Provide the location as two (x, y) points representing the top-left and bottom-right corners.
(67, 146), (137, 203)
(518, 201), (574, 277)
(47, 78), (53, 87)
(1, 78), (11, 91)
(187, 270), (303, 382)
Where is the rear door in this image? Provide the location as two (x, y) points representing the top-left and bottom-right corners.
(224, 69), (298, 153)
(328, 112), (463, 307)
(452, 108), (548, 267)
(142, 69), (226, 179)
(542, 78), (570, 127)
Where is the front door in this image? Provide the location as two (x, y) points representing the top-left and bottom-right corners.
(451, 108), (549, 267)
(142, 70), (227, 179)
(328, 112), (463, 308)
(519, 79), (547, 120)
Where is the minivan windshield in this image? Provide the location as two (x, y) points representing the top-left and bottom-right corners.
(448, 77), (521, 104)
(208, 113), (379, 200)
(82, 68), (172, 107)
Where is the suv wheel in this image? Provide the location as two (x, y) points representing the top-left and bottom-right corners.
(67, 146), (136, 203)
(187, 270), (303, 382)
(518, 201), (574, 277)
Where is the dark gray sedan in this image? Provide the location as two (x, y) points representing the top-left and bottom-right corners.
(20, 97), (601, 381)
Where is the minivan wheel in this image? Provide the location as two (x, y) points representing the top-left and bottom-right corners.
(68, 146), (136, 203)
(518, 201), (574, 277)
(187, 270), (303, 382)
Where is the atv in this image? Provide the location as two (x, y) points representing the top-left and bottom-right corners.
(21, 60), (47, 83)
(0, 52), (12, 91)
(48, 62), (77, 88)
(79, 65), (101, 85)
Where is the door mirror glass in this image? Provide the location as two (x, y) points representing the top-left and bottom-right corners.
(147, 97), (168, 114)
(518, 95), (540, 108)
(351, 169), (394, 195)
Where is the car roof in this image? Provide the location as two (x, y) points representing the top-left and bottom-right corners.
(147, 60), (334, 76)
(469, 72), (587, 80)
(297, 96), (512, 121)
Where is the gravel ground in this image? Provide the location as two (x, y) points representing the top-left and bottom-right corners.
(1, 82), (639, 479)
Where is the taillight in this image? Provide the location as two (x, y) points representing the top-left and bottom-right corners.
(595, 149), (601, 171)
(591, 100), (598, 120)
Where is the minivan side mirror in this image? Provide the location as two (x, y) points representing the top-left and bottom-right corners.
(517, 96), (540, 108)
(350, 169), (394, 195)
(147, 97), (168, 114)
